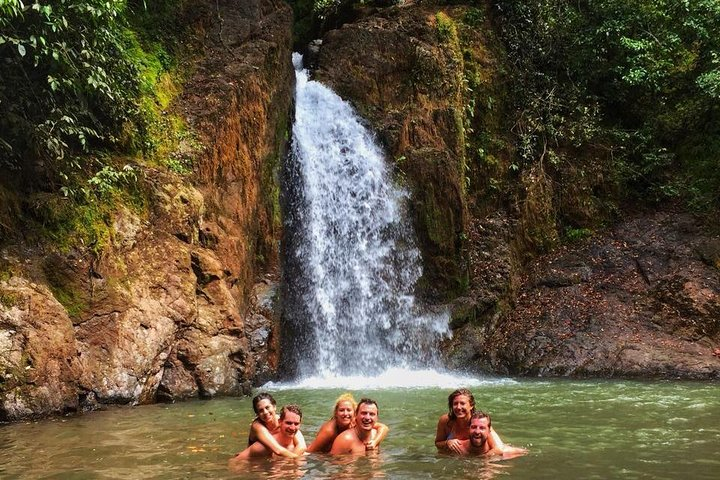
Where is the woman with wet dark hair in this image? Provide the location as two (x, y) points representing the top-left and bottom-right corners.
(434, 388), (505, 454)
(246, 392), (306, 458)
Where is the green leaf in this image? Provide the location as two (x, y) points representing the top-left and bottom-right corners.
(17, 44), (25, 56)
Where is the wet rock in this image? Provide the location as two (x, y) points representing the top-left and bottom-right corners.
(0, 278), (83, 421)
(305, 39), (322, 69)
(448, 211), (720, 379)
(695, 239), (720, 269)
(448, 296), (477, 329)
(315, 4), (476, 298)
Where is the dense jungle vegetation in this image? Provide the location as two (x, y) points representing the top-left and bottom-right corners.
(492, 0), (720, 214)
(1, 0), (718, 249)
(296, 0), (720, 221)
(0, 0), (193, 247)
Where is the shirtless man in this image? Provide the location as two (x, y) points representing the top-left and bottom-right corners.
(458, 412), (527, 458)
(307, 393), (389, 453)
(230, 404), (305, 463)
(329, 398), (381, 455)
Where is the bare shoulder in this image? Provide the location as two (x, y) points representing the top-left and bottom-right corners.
(336, 428), (356, 442)
(320, 418), (337, 434)
(329, 428), (356, 454)
(437, 413), (450, 424)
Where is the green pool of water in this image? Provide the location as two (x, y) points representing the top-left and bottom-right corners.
(1, 378), (718, 479)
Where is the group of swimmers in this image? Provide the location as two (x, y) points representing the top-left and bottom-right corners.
(229, 388), (527, 466)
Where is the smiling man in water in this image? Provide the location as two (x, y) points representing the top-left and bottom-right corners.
(459, 412), (527, 458)
(329, 398), (383, 454)
(230, 404), (305, 462)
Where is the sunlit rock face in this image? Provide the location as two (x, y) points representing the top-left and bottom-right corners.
(0, 0), (293, 421)
(0, 277), (82, 420)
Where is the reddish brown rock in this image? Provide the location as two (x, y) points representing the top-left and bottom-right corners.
(0, 0), (292, 421)
(0, 277), (83, 420)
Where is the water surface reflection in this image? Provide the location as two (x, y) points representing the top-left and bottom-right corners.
(1, 379), (718, 479)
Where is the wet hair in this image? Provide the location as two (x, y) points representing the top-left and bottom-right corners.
(333, 392), (357, 417)
(470, 411), (491, 428)
(280, 404), (302, 421)
(447, 388), (476, 420)
(252, 392), (276, 414)
(356, 398), (379, 414)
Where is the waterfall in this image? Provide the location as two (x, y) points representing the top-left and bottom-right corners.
(280, 54), (450, 381)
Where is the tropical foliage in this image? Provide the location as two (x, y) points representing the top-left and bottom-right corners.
(0, 0), (186, 185)
(1, 1), (137, 171)
(0, 0), (189, 246)
(493, 0), (720, 211)
(290, 0), (719, 213)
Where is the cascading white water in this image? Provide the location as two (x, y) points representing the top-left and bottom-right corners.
(281, 53), (450, 381)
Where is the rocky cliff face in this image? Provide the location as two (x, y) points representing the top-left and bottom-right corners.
(2, 1), (718, 423)
(314, 4), (472, 300)
(446, 211), (720, 379)
(0, 0), (294, 421)
(313, 2), (719, 379)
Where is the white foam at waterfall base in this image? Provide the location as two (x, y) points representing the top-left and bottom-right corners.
(263, 368), (517, 390)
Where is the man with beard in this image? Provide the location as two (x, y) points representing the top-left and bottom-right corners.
(230, 404), (305, 462)
(459, 412), (528, 458)
(329, 398), (382, 455)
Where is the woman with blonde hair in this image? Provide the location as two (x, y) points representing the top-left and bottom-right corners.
(307, 392), (389, 453)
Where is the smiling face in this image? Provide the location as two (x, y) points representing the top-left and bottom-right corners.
(254, 398), (276, 424)
(280, 411), (301, 438)
(469, 416), (490, 448)
(334, 400), (355, 428)
(452, 394), (472, 420)
(355, 403), (378, 432)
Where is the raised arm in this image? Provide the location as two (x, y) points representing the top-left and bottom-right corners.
(307, 420), (337, 453)
(365, 422), (389, 450)
(488, 427), (505, 450)
(250, 421), (299, 458)
(293, 429), (307, 454)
